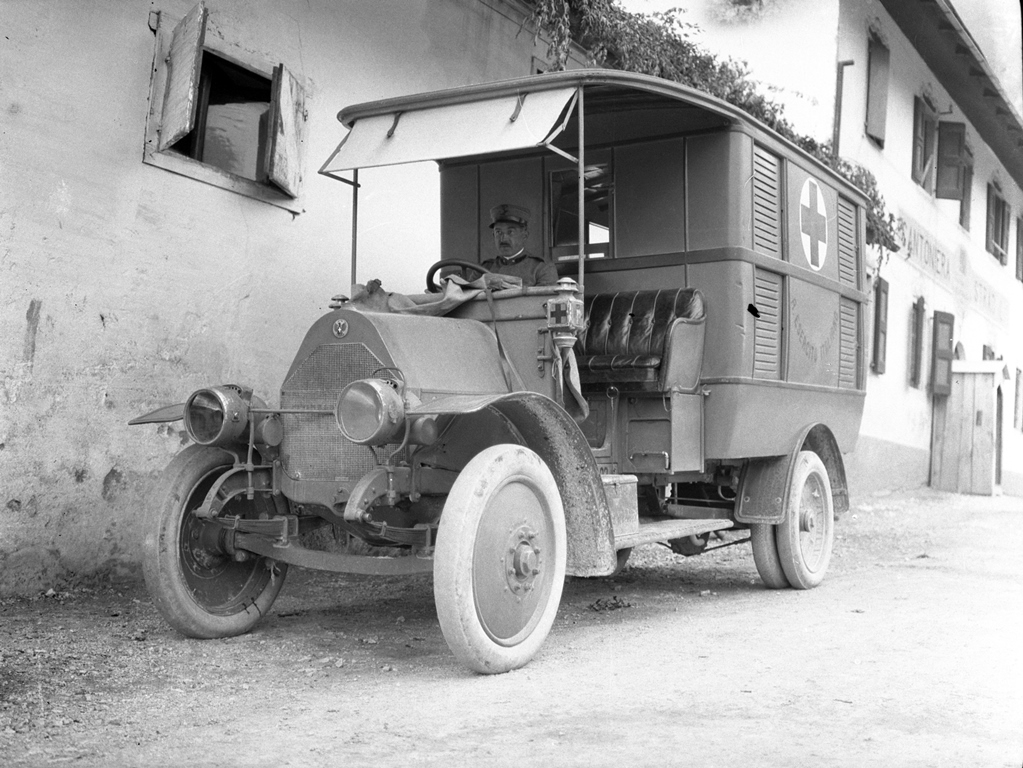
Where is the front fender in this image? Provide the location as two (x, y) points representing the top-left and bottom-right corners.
(128, 403), (185, 426)
(413, 392), (616, 578)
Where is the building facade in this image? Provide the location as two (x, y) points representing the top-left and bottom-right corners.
(627, 0), (1023, 497)
(0, 0), (556, 594)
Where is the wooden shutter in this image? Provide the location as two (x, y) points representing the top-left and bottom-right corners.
(265, 63), (307, 198)
(1017, 217), (1023, 281)
(158, 2), (208, 151)
(986, 183), (997, 254)
(935, 122), (966, 200)
(865, 36), (890, 145)
(909, 297), (925, 387)
(931, 311), (954, 396)
(871, 277), (888, 374)
(1015, 369), (1022, 429)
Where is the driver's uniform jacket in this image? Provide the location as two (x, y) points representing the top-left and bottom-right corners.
(481, 250), (559, 287)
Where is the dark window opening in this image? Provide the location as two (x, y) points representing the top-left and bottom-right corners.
(550, 164), (612, 261)
(171, 53), (272, 183)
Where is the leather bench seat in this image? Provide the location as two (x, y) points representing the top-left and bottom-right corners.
(575, 288), (705, 389)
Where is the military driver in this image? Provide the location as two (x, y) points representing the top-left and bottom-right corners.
(480, 204), (559, 287)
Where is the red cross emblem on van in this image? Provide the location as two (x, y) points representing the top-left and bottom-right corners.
(799, 178), (828, 272)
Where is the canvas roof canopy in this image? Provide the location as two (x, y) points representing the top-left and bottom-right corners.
(319, 71), (745, 179)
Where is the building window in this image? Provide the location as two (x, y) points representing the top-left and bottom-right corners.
(1016, 217), (1023, 282)
(549, 163), (612, 261)
(871, 276), (888, 374)
(909, 296), (925, 388)
(865, 34), (890, 146)
(935, 123), (970, 199)
(144, 2), (307, 211)
(931, 311), (955, 396)
(982, 344), (996, 361)
(911, 96), (937, 191)
(986, 182), (1011, 264)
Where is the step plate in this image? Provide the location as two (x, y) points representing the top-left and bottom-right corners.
(614, 517), (734, 550)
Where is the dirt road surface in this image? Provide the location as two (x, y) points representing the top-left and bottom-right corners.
(2, 487), (1021, 767)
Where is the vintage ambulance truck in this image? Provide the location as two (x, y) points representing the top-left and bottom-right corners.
(132, 70), (868, 674)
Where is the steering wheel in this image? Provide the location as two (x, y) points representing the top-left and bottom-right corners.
(425, 260), (494, 293)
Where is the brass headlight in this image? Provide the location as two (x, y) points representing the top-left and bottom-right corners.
(184, 386), (249, 446)
(335, 379), (406, 446)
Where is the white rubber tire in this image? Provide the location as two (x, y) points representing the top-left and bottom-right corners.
(776, 451), (834, 589)
(433, 444), (567, 674)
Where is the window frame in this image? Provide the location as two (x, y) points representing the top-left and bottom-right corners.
(985, 182), (1011, 264)
(144, 2), (308, 212)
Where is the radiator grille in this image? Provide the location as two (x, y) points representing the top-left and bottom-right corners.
(753, 268), (783, 379)
(280, 343), (389, 483)
(753, 146), (782, 258)
(837, 197), (858, 288)
(838, 297), (859, 389)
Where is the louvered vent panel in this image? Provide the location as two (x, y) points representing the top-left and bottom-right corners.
(837, 197), (858, 288)
(753, 146), (782, 258)
(753, 268), (783, 379)
(838, 297), (859, 389)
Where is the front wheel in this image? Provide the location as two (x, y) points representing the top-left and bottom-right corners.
(434, 444), (567, 674)
(142, 445), (288, 638)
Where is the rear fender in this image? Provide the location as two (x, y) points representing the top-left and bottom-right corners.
(736, 422), (849, 524)
(414, 392), (616, 577)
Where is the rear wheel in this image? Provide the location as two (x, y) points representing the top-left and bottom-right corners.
(750, 524), (789, 589)
(776, 451), (834, 589)
(434, 444), (567, 674)
(142, 445), (288, 638)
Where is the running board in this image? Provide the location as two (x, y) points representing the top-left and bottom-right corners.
(614, 517), (734, 550)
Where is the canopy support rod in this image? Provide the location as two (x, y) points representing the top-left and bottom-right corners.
(351, 168), (359, 289)
(576, 85), (585, 293)
(333, 171), (361, 289)
(544, 143), (578, 165)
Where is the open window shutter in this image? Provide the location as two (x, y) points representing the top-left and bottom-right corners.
(265, 64), (306, 198)
(158, 2), (208, 151)
(986, 183), (996, 254)
(931, 311), (954, 396)
(909, 297), (925, 387)
(911, 98), (924, 184)
(935, 122), (966, 200)
(1016, 217), (1023, 281)
(999, 202), (1010, 264)
(871, 277), (888, 374)
(865, 37), (889, 145)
